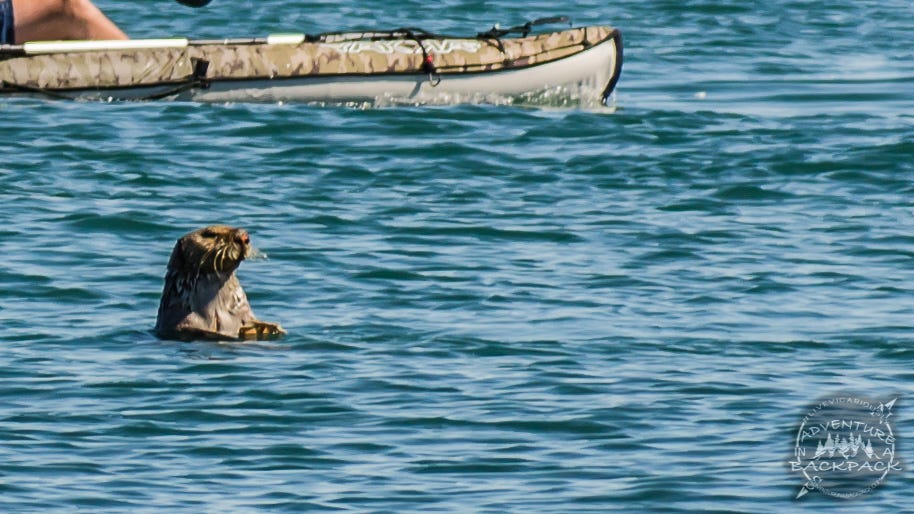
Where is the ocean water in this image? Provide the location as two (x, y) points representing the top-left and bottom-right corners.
(2, 0), (914, 511)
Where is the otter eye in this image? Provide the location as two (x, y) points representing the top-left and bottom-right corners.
(201, 228), (217, 238)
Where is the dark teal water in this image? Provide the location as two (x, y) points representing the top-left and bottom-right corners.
(3, 1), (914, 511)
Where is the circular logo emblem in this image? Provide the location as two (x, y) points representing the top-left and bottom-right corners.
(790, 395), (901, 499)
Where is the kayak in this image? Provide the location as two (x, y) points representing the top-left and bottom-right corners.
(0, 19), (622, 106)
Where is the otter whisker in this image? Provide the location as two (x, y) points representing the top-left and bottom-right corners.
(199, 245), (218, 273)
(211, 245), (221, 272)
(213, 245), (224, 270)
(218, 245), (228, 271)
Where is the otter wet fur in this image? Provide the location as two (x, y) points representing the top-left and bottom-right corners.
(155, 225), (286, 341)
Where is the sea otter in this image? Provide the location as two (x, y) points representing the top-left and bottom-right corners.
(154, 225), (286, 341)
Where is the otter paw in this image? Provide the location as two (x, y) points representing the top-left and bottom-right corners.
(239, 321), (286, 339)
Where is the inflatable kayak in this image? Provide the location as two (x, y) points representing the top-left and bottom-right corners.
(0, 18), (622, 106)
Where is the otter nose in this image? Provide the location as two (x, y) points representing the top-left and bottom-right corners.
(236, 231), (250, 245)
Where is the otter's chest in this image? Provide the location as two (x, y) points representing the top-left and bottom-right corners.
(193, 274), (255, 326)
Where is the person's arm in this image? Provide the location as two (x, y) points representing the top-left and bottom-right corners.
(12, 0), (127, 42)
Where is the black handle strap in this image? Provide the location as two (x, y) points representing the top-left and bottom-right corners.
(477, 16), (571, 39)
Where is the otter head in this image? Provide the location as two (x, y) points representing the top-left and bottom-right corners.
(169, 225), (252, 278)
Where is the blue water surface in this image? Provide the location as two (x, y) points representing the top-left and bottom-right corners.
(2, 0), (914, 512)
